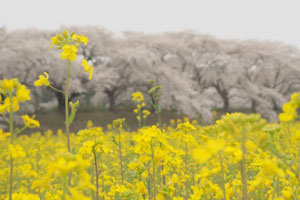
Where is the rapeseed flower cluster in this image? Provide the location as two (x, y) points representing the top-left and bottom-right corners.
(50, 30), (88, 61)
(0, 78), (30, 113)
(279, 92), (300, 122)
(132, 92), (150, 127)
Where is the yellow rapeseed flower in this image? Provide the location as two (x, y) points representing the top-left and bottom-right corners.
(142, 109), (151, 119)
(16, 85), (31, 102)
(61, 45), (78, 61)
(4, 97), (19, 112)
(0, 102), (8, 113)
(0, 130), (10, 142)
(50, 34), (60, 48)
(282, 187), (292, 199)
(72, 34), (89, 45)
(136, 182), (147, 195)
(261, 158), (278, 177)
(132, 92), (144, 103)
(34, 72), (50, 87)
(66, 187), (91, 200)
(176, 121), (196, 132)
(279, 97), (299, 122)
(0, 78), (19, 94)
(81, 59), (93, 80)
(22, 115), (40, 128)
(9, 144), (26, 159)
(86, 120), (93, 128)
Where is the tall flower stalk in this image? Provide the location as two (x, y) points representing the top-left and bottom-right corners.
(34, 30), (93, 188)
(240, 130), (249, 200)
(147, 80), (162, 128)
(132, 92), (149, 128)
(8, 94), (14, 200)
(0, 78), (38, 200)
(65, 60), (71, 153)
(113, 118), (126, 185)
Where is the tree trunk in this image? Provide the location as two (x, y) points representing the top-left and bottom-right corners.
(251, 99), (256, 113)
(215, 85), (230, 113)
(108, 94), (116, 113)
(55, 91), (65, 113)
(105, 88), (117, 113)
(223, 95), (229, 113)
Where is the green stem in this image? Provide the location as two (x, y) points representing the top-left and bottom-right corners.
(272, 177), (276, 200)
(157, 111), (161, 129)
(147, 167), (151, 200)
(9, 93), (14, 200)
(154, 96), (165, 186)
(49, 85), (64, 94)
(219, 152), (226, 200)
(102, 175), (104, 200)
(270, 148), (299, 180)
(138, 107), (142, 128)
(118, 129), (124, 185)
(14, 126), (27, 136)
(153, 95), (161, 129)
(93, 147), (99, 200)
(241, 131), (249, 200)
(151, 140), (156, 200)
(62, 175), (68, 200)
(65, 60), (72, 187)
(185, 140), (189, 200)
(36, 146), (42, 200)
(1, 113), (9, 123)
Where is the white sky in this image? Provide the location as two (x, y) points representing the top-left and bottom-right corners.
(1, 0), (300, 47)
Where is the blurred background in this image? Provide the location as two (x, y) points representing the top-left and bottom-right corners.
(1, 0), (300, 132)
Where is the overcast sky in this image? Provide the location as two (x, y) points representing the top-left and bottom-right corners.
(1, 0), (300, 47)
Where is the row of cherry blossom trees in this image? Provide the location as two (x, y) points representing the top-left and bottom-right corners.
(1, 26), (300, 122)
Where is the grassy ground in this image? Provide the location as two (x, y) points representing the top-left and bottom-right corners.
(30, 110), (187, 134)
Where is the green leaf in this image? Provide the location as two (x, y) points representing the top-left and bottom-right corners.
(66, 100), (79, 125)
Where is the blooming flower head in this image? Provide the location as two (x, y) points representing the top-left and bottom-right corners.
(86, 120), (93, 128)
(50, 33), (60, 48)
(0, 78), (31, 115)
(0, 129), (10, 142)
(132, 92), (144, 103)
(113, 118), (126, 129)
(0, 78), (19, 94)
(81, 59), (93, 80)
(278, 93), (300, 122)
(16, 85), (31, 102)
(142, 109), (151, 119)
(22, 115), (40, 128)
(4, 97), (19, 112)
(34, 72), (50, 87)
(50, 30), (89, 62)
(176, 121), (196, 132)
(61, 45), (78, 61)
(72, 34), (89, 45)
(3, 79), (16, 93)
(0, 78), (30, 102)
(9, 144), (26, 159)
(50, 30), (68, 49)
(0, 103), (8, 113)
(136, 182), (147, 195)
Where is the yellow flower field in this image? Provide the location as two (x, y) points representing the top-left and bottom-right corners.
(1, 108), (300, 199)
(1, 30), (300, 200)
